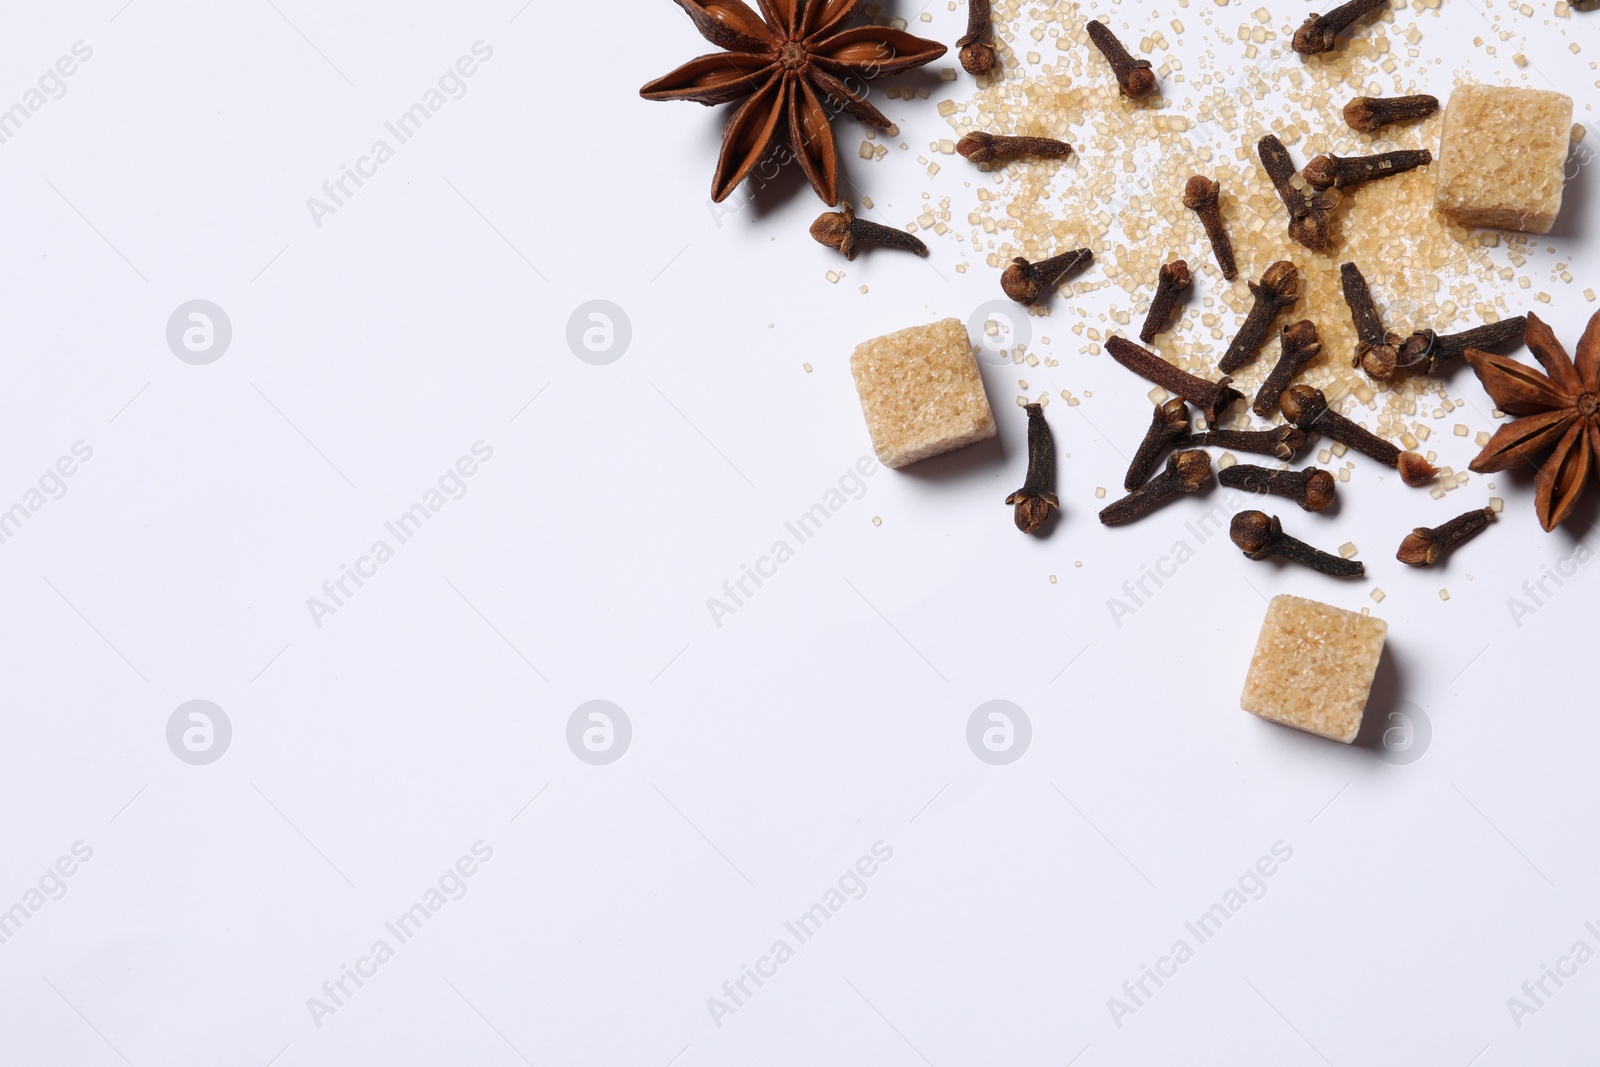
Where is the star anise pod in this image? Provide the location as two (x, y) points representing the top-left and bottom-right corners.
(639, 0), (947, 205)
(1466, 311), (1600, 531)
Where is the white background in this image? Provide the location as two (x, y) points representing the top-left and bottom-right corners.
(1, 1), (1598, 1064)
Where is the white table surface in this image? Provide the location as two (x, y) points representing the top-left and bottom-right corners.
(1, 1), (1597, 1064)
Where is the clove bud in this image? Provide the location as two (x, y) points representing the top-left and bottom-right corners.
(1219, 261), (1300, 374)
(1106, 336), (1243, 424)
(957, 132), (1072, 164)
(1140, 260), (1192, 343)
(1186, 425), (1309, 461)
(1006, 403), (1060, 533)
(810, 203), (928, 261)
(1100, 449), (1211, 525)
(1252, 320), (1322, 418)
(1396, 316), (1527, 376)
(1340, 262), (1403, 381)
(1125, 397), (1190, 491)
(1258, 135), (1332, 253)
(1231, 511), (1365, 577)
(1344, 94), (1439, 133)
(1303, 149), (1432, 192)
(1002, 247), (1093, 305)
(1397, 506), (1496, 567)
(1219, 464), (1337, 512)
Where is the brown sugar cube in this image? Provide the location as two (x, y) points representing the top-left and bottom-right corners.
(1435, 84), (1574, 234)
(851, 317), (997, 469)
(1240, 595), (1388, 743)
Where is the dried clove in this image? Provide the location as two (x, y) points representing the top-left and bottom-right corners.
(1140, 260), (1192, 343)
(1340, 262), (1403, 381)
(1002, 247), (1093, 305)
(1100, 449), (1211, 525)
(1280, 384), (1438, 486)
(1219, 464), (1337, 512)
(1253, 320), (1322, 418)
(1086, 19), (1156, 97)
(1293, 0), (1391, 55)
(1186, 425), (1309, 461)
(1219, 261), (1301, 373)
(1106, 336), (1243, 423)
(1344, 94), (1440, 133)
(1183, 176), (1238, 280)
(1006, 403), (1060, 534)
(1125, 397), (1190, 491)
(1231, 511), (1365, 577)
(1396, 316), (1528, 375)
(1303, 149), (1432, 191)
(1258, 135), (1332, 253)
(958, 0), (997, 75)
(1396, 506), (1496, 567)
(957, 132), (1073, 164)
(810, 203), (928, 261)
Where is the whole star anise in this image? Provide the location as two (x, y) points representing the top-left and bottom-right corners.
(640, 0), (947, 205)
(1466, 311), (1600, 531)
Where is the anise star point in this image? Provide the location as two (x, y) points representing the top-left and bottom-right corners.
(1466, 310), (1600, 531)
(640, 0), (947, 205)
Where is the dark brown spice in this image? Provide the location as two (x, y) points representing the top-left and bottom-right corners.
(1186, 425), (1309, 461)
(957, 132), (1072, 164)
(1303, 149), (1432, 191)
(958, 0), (997, 75)
(810, 203), (928, 261)
(1002, 247), (1093, 305)
(1219, 464), (1337, 511)
(1253, 320), (1322, 418)
(1100, 450), (1211, 525)
(1280, 384), (1438, 485)
(1125, 398), (1190, 491)
(1397, 506), (1496, 567)
(1006, 403), (1060, 534)
(1340, 262), (1403, 381)
(1219, 261), (1300, 373)
(1396, 316), (1527, 375)
(1231, 511), (1365, 576)
(1140, 260), (1192, 343)
(1086, 19), (1156, 97)
(1258, 135), (1332, 253)
(1106, 336), (1243, 423)
(1293, 0), (1391, 55)
(1344, 94), (1439, 133)
(1183, 176), (1237, 280)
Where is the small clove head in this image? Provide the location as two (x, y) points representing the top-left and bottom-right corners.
(1230, 510), (1285, 561)
(1398, 451), (1439, 487)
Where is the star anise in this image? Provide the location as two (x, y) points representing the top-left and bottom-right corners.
(1466, 311), (1600, 531)
(640, 0), (947, 205)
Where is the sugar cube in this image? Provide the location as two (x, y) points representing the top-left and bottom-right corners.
(1240, 595), (1388, 743)
(851, 318), (997, 468)
(1435, 84), (1574, 234)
